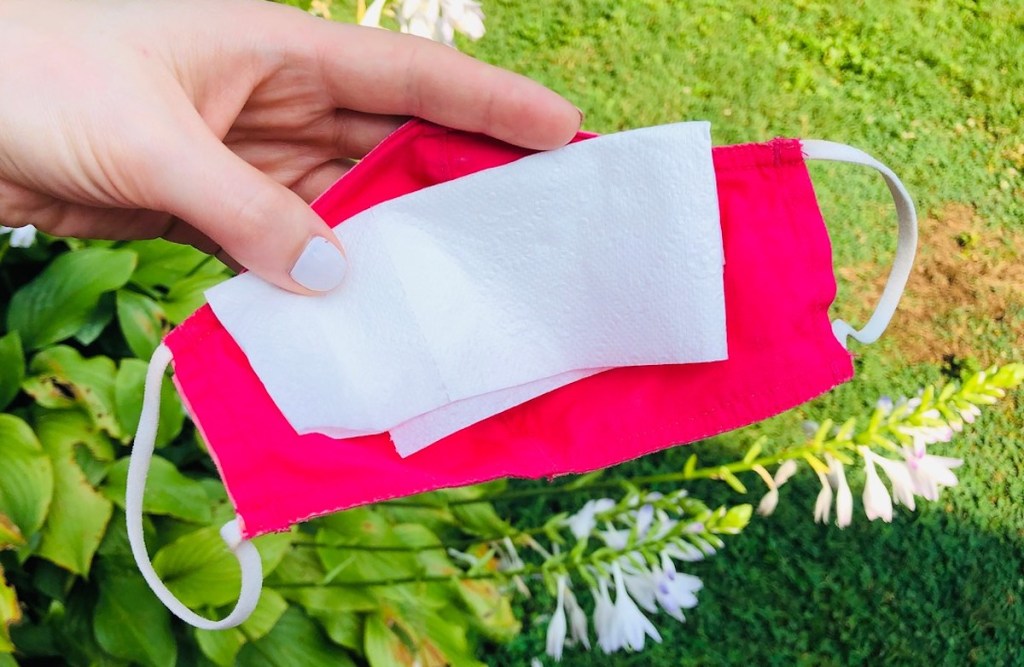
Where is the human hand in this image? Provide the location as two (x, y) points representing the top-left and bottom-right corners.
(0, 0), (581, 293)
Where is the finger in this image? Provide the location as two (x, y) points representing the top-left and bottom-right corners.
(226, 110), (404, 160)
(152, 113), (348, 295)
(304, 24), (581, 150)
(290, 159), (354, 203)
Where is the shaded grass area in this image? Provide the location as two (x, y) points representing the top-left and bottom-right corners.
(457, 1), (1024, 664)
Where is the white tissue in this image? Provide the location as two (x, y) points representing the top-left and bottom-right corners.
(205, 121), (726, 452)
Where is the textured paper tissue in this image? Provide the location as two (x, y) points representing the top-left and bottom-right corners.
(205, 121), (726, 447)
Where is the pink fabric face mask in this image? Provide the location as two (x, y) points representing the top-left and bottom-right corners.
(125, 120), (917, 629)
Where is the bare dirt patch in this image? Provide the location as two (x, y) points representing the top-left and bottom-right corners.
(837, 203), (1024, 364)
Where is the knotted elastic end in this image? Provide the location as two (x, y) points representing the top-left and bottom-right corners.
(126, 344), (264, 630)
(801, 139), (919, 349)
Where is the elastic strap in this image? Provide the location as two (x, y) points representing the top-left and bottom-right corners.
(126, 344), (263, 629)
(802, 140), (918, 348)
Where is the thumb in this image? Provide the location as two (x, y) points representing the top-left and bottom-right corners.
(153, 122), (347, 295)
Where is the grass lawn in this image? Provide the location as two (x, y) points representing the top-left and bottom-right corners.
(456, 1), (1024, 664)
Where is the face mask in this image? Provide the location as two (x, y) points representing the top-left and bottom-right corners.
(126, 120), (917, 629)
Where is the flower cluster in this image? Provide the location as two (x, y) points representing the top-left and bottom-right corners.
(360, 0), (485, 47)
(754, 365), (1024, 526)
(0, 225), (37, 248)
(537, 490), (746, 661)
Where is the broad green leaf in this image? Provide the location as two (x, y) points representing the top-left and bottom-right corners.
(24, 346), (122, 439)
(0, 414), (53, 538)
(6, 248), (136, 350)
(114, 359), (184, 448)
(34, 411), (115, 575)
(363, 613), (415, 667)
(310, 610), (362, 651)
(126, 240), (211, 291)
(0, 332), (24, 410)
(102, 456), (212, 524)
(450, 503), (512, 538)
(0, 567), (21, 653)
(195, 626), (245, 667)
(116, 290), (168, 361)
(152, 528), (293, 609)
(0, 516), (25, 550)
(240, 589), (288, 641)
(162, 274), (228, 324)
(93, 560), (176, 667)
(73, 291), (115, 346)
(422, 609), (486, 667)
(268, 548), (377, 613)
(455, 579), (519, 641)
(236, 607), (354, 667)
(316, 510), (420, 585)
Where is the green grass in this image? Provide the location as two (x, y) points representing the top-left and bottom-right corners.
(456, 1), (1024, 664)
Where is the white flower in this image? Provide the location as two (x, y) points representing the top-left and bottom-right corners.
(496, 536), (524, 572)
(860, 449), (893, 522)
(757, 488), (779, 517)
(545, 576), (568, 661)
(441, 0), (485, 41)
(592, 577), (615, 654)
(870, 453), (917, 510)
(663, 540), (705, 562)
(959, 403), (981, 424)
(563, 583), (590, 650)
(653, 553), (701, 622)
(531, 659), (544, 667)
(621, 566), (657, 613)
(360, 0), (387, 27)
(904, 444), (963, 501)
(598, 525), (630, 551)
(756, 460), (799, 517)
(876, 395), (894, 414)
(634, 503), (655, 538)
(566, 498), (615, 541)
(826, 454), (853, 528)
(396, 0), (485, 47)
(0, 225), (37, 248)
(813, 471), (832, 524)
(608, 562), (661, 652)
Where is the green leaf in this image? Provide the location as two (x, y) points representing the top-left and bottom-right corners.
(0, 516), (25, 550)
(114, 359), (184, 448)
(310, 610), (362, 651)
(236, 607), (354, 667)
(316, 510), (420, 585)
(717, 467), (748, 494)
(102, 456), (212, 524)
(116, 290), (168, 361)
(240, 588), (288, 641)
(449, 503), (512, 538)
(454, 579), (520, 642)
(0, 332), (24, 411)
(683, 453), (698, 477)
(126, 240), (211, 291)
(93, 560), (176, 667)
(0, 566), (22, 653)
(162, 274), (228, 324)
(34, 410), (115, 575)
(363, 613), (413, 667)
(268, 549), (377, 613)
(6, 248), (136, 350)
(0, 414), (54, 538)
(24, 346), (122, 439)
(72, 291), (116, 346)
(195, 626), (246, 667)
(151, 528), (293, 609)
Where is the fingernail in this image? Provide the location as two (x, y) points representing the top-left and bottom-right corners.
(575, 106), (585, 127)
(290, 237), (347, 292)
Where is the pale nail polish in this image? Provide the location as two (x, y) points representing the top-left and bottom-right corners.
(290, 237), (347, 292)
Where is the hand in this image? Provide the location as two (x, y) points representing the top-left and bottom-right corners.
(0, 0), (581, 293)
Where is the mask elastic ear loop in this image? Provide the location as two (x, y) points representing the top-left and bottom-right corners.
(126, 344), (263, 630)
(800, 140), (918, 348)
